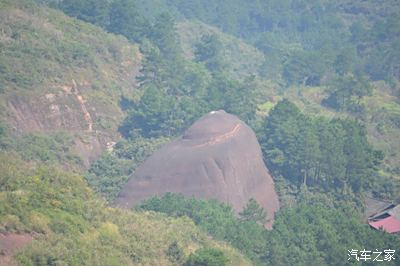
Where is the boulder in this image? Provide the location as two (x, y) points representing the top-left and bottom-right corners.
(114, 110), (279, 225)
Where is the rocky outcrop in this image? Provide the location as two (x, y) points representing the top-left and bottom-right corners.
(115, 110), (280, 225)
(6, 82), (118, 167)
(0, 3), (142, 167)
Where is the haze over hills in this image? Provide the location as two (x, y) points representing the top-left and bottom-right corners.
(1, 0), (400, 264)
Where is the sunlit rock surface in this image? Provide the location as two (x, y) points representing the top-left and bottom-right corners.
(115, 110), (279, 225)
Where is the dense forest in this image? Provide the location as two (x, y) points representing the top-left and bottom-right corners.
(1, 0), (400, 264)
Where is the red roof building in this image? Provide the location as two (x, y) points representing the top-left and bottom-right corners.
(369, 216), (400, 234)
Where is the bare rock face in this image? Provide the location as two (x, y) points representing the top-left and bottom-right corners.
(115, 110), (279, 224)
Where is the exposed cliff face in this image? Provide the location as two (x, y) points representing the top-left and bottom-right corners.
(6, 80), (123, 167)
(115, 110), (280, 225)
(0, 2), (142, 167)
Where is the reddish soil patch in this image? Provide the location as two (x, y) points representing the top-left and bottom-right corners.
(0, 233), (33, 266)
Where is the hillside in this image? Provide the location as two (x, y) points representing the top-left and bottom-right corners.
(177, 18), (400, 181)
(0, 1), (256, 264)
(278, 83), (400, 182)
(176, 20), (265, 79)
(136, 0), (400, 83)
(0, 153), (251, 265)
(1, 0), (400, 264)
(0, 0), (141, 167)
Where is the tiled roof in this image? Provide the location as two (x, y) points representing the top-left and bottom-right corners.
(369, 216), (400, 234)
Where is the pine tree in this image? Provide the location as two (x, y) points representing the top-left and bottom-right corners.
(239, 198), (267, 224)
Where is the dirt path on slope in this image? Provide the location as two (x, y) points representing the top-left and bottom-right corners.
(72, 79), (93, 132)
(192, 124), (241, 148)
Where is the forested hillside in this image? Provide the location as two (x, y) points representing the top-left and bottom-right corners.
(36, 0), (400, 177)
(134, 0), (400, 84)
(1, 0), (400, 264)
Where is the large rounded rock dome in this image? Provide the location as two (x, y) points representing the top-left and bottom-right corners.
(114, 110), (279, 225)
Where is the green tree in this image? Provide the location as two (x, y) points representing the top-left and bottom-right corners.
(166, 241), (185, 264)
(206, 74), (257, 123)
(86, 153), (133, 201)
(261, 100), (382, 193)
(316, 119), (347, 189)
(194, 34), (226, 71)
(119, 85), (181, 138)
(185, 248), (229, 266)
(261, 99), (306, 184)
(282, 51), (326, 86)
(107, 0), (148, 42)
(296, 118), (320, 187)
(148, 13), (181, 60)
(341, 120), (382, 192)
(324, 74), (372, 112)
(263, 203), (400, 266)
(239, 198), (267, 224)
(139, 193), (267, 263)
(59, 0), (109, 27)
(334, 49), (355, 76)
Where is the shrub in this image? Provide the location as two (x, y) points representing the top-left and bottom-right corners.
(185, 247), (229, 266)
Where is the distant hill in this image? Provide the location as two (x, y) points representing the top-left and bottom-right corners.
(177, 20), (265, 79)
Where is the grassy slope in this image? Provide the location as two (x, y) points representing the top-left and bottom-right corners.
(0, 152), (251, 265)
(363, 83), (400, 178)
(0, 0), (141, 167)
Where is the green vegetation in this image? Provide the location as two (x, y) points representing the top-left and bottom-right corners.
(86, 136), (169, 201)
(0, 131), (82, 167)
(239, 198), (268, 224)
(265, 203), (400, 265)
(177, 21), (265, 80)
(0, 0), (144, 172)
(139, 193), (400, 265)
(0, 0), (138, 93)
(24, 0), (263, 140)
(132, 0), (400, 85)
(30, 0), (399, 174)
(59, 0), (110, 27)
(323, 74), (372, 114)
(1, 0), (400, 264)
(0, 153), (249, 265)
(118, 16), (262, 138)
(186, 247), (229, 266)
(261, 99), (383, 193)
(194, 34), (226, 72)
(139, 193), (272, 263)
